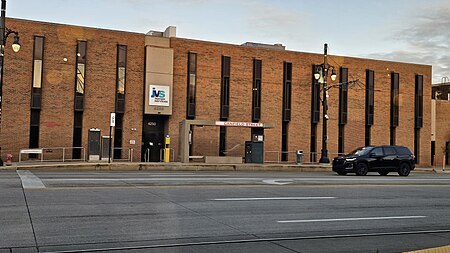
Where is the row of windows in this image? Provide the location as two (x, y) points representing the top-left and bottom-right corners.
(185, 53), (425, 160)
(27, 36), (127, 158)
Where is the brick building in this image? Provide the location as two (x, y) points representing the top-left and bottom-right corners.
(0, 18), (433, 165)
(431, 82), (450, 167)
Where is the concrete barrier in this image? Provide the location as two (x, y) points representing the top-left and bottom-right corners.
(205, 156), (243, 164)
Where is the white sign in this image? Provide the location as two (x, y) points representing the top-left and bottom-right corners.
(20, 149), (43, 154)
(215, 121), (264, 128)
(129, 140), (136, 145)
(149, 85), (170, 107)
(110, 113), (116, 127)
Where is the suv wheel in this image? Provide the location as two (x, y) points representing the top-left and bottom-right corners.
(355, 163), (368, 176)
(398, 163), (411, 176)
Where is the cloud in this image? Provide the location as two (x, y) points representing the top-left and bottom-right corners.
(365, 3), (450, 83)
(244, 2), (304, 39)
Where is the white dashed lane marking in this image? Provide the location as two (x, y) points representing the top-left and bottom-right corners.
(278, 216), (427, 223)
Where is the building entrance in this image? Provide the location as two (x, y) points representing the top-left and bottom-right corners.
(142, 115), (167, 162)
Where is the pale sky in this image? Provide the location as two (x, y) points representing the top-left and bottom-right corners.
(8, 0), (450, 83)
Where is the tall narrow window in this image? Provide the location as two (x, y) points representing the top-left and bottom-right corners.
(311, 65), (321, 124)
(219, 126), (226, 156)
(390, 72), (399, 145)
(186, 52), (197, 119)
(115, 45), (126, 113)
(73, 41), (87, 159)
(338, 67), (348, 154)
(281, 122), (289, 161)
(219, 56), (230, 156)
(31, 36), (44, 109)
(310, 65), (321, 162)
(415, 75), (423, 129)
(252, 59), (262, 122)
(29, 36), (44, 150)
(282, 62), (292, 161)
(365, 69), (375, 146)
(114, 45), (126, 159)
(414, 74), (423, 163)
(220, 56), (230, 120)
(282, 62), (292, 122)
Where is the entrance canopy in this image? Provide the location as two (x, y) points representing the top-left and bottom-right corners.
(179, 120), (275, 163)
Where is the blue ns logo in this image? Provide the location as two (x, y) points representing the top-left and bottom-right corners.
(151, 87), (165, 98)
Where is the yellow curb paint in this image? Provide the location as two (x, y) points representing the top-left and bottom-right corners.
(404, 244), (450, 253)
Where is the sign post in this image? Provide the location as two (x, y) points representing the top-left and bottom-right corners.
(109, 112), (115, 163)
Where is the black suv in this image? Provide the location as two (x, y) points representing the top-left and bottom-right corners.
(332, 146), (415, 176)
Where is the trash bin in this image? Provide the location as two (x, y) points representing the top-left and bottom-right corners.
(296, 150), (303, 164)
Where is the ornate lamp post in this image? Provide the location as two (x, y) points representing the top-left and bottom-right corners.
(0, 0), (21, 111)
(314, 43), (336, 163)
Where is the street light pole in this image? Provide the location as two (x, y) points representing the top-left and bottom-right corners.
(314, 43), (336, 163)
(0, 0), (20, 112)
(319, 44), (330, 163)
(314, 44), (359, 163)
(0, 0), (7, 112)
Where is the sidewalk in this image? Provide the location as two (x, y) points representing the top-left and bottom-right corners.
(0, 161), (448, 173)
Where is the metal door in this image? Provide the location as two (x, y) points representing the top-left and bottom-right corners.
(88, 129), (101, 161)
(101, 137), (110, 161)
(368, 147), (384, 169)
(383, 146), (398, 168)
(251, 142), (264, 164)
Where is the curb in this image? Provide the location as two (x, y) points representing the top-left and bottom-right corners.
(0, 162), (447, 174)
(0, 162), (332, 173)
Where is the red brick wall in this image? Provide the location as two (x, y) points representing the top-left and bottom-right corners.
(169, 38), (432, 165)
(0, 19), (433, 166)
(434, 101), (450, 167)
(0, 18), (144, 161)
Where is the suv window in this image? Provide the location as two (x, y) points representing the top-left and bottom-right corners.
(396, 146), (412, 155)
(384, 147), (396, 156)
(371, 148), (384, 156)
(348, 147), (373, 156)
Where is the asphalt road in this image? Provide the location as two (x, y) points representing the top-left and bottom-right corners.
(1, 170), (450, 252)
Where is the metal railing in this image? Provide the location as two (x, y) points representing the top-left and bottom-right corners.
(264, 151), (298, 164)
(264, 151), (347, 164)
(160, 148), (175, 162)
(19, 147), (86, 163)
(111, 148), (134, 162)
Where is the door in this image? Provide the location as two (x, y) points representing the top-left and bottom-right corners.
(251, 142), (264, 164)
(88, 129), (101, 161)
(142, 115), (166, 162)
(368, 147), (384, 169)
(383, 146), (398, 168)
(245, 141), (252, 163)
(101, 136), (110, 161)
